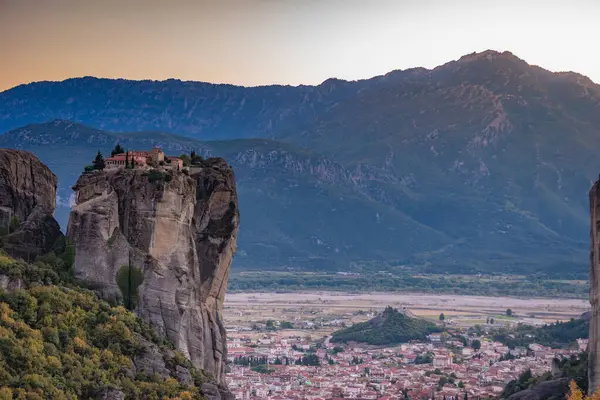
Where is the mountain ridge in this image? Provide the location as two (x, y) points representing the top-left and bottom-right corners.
(2, 50), (600, 276)
(3, 50), (596, 95)
(1, 120), (447, 272)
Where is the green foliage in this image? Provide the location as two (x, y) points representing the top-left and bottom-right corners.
(92, 151), (105, 170)
(331, 306), (441, 346)
(189, 151), (204, 165)
(84, 165), (95, 172)
(471, 339), (481, 351)
(179, 154), (191, 167)
(145, 170), (172, 183)
(280, 321), (294, 329)
(0, 250), (60, 287)
(116, 264), (144, 310)
(439, 313), (445, 321)
(8, 216), (20, 234)
(0, 284), (205, 399)
(228, 271), (588, 299)
(294, 354), (319, 366)
(111, 144), (125, 157)
(251, 365), (274, 374)
(506, 308), (513, 317)
(493, 318), (588, 349)
(414, 352), (434, 365)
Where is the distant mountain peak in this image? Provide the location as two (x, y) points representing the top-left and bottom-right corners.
(320, 77), (348, 86)
(457, 49), (521, 62)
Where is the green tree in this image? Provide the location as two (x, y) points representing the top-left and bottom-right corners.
(179, 154), (191, 167)
(8, 215), (20, 234)
(125, 151), (130, 169)
(111, 144), (125, 157)
(116, 262), (144, 310)
(93, 151), (105, 170)
(472, 339), (481, 351)
(506, 308), (513, 317)
(439, 313), (445, 321)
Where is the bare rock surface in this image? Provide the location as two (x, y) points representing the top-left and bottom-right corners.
(67, 159), (239, 387)
(590, 181), (600, 393)
(0, 148), (63, 259)
(507, 378), (569, 400)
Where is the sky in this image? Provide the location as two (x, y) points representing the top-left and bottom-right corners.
(1, 0), (599, 92)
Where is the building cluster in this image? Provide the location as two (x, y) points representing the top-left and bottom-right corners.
(225, 331), (581, 400)
(105, 147), (184, 170)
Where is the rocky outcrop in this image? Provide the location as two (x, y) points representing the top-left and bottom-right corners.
(67, 159), (239, 397)
(0, 148), (63, 260)
(590, 180), (600, 393)
(507, 378), (570, 400)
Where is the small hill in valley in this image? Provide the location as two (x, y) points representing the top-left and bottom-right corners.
(330, 306), (442, 346)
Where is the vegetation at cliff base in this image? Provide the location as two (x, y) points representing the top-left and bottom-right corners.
(330, 306), (441, 345)
(501, 353), (587, 398)
(0, 249), (208, 400)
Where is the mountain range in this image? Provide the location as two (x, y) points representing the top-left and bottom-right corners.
(1, 50), (599, 276)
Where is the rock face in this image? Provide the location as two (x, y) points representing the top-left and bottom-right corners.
(591, 180), (600, 393)
(67, 159), (239, 395)
(0, 148), (63, 259)
(507, 378), (570, 400)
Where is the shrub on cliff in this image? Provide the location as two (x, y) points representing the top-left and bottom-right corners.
(8, 216), (19, 234)
(145, 169), (172, 183)
(116, 264), (144, 310)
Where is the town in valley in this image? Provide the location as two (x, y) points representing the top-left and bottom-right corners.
(224, 292), (588, 399)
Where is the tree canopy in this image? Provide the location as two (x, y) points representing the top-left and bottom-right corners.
(92, 151), (105, 170)
(111, 144), (125, 157)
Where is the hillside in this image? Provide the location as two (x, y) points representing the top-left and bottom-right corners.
(2, 50), (600, 275)
(0, 121), (447, 271)
(0, 249), (211, 399)
(330, 306), (441, 346)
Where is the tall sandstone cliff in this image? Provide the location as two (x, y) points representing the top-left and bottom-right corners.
(67, 159), (239, 394)
(0, 148), (63, 260)
(590, 181), (600, 393)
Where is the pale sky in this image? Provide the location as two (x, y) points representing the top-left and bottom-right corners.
(1, 0), (599, 92)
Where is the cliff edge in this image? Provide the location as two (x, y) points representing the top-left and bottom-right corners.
(67, 159), (239, 397)
(590, 180), (600, 393)
(0, 148), (63, 260)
